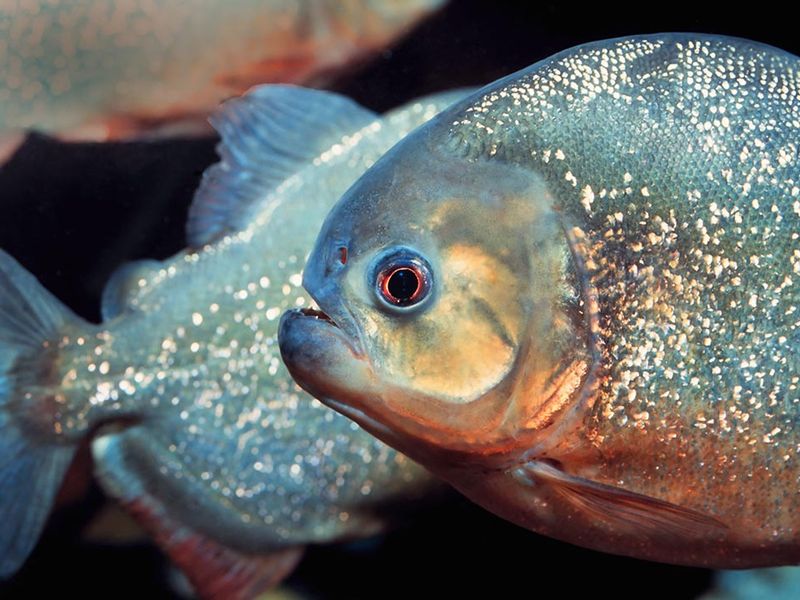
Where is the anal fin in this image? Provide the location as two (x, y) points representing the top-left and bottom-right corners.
(515, 460), (728, 540)
(120, 492), (303, 600)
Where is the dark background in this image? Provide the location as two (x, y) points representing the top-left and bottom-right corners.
(1, 1), (796, 597)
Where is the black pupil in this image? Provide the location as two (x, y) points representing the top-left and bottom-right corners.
(387, 268), (419, 302)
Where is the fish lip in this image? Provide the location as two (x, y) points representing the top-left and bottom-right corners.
(279, 306), (365, 359)
(302, 282), (367, 357)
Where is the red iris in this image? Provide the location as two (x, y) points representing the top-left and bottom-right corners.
(379, 265), (424, 306)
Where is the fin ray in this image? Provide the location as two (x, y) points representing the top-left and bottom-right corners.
(518, 460), (728, 540)
(187, 85), (377, 247)
(0, 249), (84, 577)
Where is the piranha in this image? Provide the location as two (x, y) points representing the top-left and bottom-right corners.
(0, 85), (469, 597)
(0, 0), (445, 163)
(280, 33), (800, 568)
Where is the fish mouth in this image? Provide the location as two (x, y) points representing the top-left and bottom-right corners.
(279, 306), (374, 416)
(290, 289), (366, 358)
(279, 303), (365, 368)
(298, 306), (338, 327)
(278, 310), (412, 458)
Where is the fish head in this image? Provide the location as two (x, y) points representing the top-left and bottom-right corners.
(280, 131), (593, 462)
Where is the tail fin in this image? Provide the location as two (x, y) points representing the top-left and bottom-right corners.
(0, 249), (83, 577)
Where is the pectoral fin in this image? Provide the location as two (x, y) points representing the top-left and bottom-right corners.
(515, 460), (728, 540)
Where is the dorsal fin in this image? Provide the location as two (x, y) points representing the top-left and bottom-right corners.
(187, 85), (377, 247)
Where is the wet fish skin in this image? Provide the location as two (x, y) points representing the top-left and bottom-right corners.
(0, 0), (444, 161)
(279, 34), (800, 568)
(0, 86), (468, 594)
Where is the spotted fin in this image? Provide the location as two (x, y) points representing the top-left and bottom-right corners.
(516, 460), (728, 539)
(187, 85), (377, 247)
(100, 259), (162, 321)
(93, 432), (303, 598)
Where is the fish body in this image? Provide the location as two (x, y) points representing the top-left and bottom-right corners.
(280, 34), (800, 568)
(0, 86), (467, 596)
(0, 0), (444, 162)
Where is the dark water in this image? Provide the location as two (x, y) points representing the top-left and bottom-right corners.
(1, 1), (796, 597)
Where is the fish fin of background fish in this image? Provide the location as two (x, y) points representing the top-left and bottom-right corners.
(517, 460), (728, 540)
(93, 432), (304, 596)
(48, 115), (150, 144)
(186, 85), (378, 247)
(100, 259), (163, 321)
(123, 493), (302, 598)
(0, 132), (26, 167)
(55, 113), (214, 144)
(214, 54), (323, 92)
(126, 116), (213, 141)
(0, 249), (85, 576)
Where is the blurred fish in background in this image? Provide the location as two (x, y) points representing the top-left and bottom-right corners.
(0, 86), (471, 597)
(0, 0), (445, 163)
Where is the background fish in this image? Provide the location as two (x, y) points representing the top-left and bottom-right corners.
(0, 86), (472, 597)
(280, 34), (800, 568)
(0, 0), (444, 163)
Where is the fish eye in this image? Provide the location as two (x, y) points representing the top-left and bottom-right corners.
(371, 249), (433, 311)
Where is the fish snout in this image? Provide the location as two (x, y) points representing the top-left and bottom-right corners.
(278, 308), (372, 402)
(278, 308), (337, 369)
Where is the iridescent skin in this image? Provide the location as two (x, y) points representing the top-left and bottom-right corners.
(0, 0), (443, 159)
(7, 94), (461, 577)
(280, 35), (800, 567)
